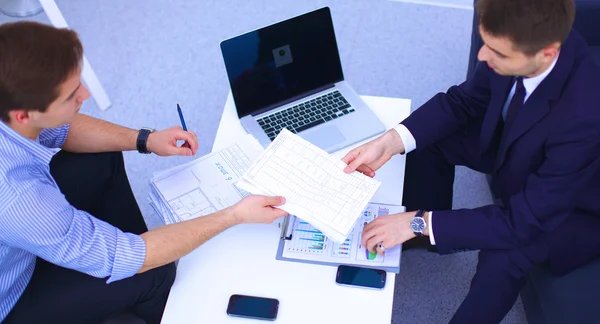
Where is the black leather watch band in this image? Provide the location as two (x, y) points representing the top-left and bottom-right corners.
(136, 128), (152, 154)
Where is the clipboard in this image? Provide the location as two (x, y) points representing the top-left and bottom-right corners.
(275, 202), (404, 273)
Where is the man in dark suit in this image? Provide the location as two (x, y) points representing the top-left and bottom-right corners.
(342, 0), (600, 322)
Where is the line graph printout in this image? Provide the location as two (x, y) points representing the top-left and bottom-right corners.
(239, 129), (381, 243)
(279, 203), (404, 271)
(150, 135), (263, 223)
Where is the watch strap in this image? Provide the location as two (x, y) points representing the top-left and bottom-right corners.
(137, 128), (152, 154)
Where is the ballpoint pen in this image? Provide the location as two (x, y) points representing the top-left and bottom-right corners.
(177, 103), (191, 149)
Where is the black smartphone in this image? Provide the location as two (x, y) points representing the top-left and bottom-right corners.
(336, 265), (387, 289)
(226, 294), (279, 321)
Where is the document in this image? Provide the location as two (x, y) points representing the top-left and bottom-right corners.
(237, 129), (381, 243)
(148, 134), (264, 224)
(277, 202), (404, 273)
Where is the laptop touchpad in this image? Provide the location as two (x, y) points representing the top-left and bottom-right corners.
(302, 126), (346, 149)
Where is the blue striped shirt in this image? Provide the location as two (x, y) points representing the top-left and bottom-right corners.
(0, 121), (147, 321)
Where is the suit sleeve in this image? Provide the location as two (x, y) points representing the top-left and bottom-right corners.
(431, 114), (600, 253)
(401, 62), (492, 150)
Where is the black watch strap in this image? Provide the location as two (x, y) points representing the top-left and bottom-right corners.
(136, 128), (152, 154)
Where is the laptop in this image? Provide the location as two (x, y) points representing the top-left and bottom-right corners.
(220, 7), (386, 153)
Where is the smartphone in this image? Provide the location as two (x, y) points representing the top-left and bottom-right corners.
(335, 265), (387, 289)
(226, 294), (279, 321)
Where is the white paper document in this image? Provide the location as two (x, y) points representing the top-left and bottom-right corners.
(148, 135), (264, 224)
(237, 129), (381, 243)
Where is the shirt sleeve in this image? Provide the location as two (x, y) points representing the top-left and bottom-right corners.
(38, 124), (70, 149)
(0, 181), (146, 283)
(429, 211), (436, 245)
(393, 124), (417, 154)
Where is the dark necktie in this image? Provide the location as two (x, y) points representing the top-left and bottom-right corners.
(502, 76), (526, 136)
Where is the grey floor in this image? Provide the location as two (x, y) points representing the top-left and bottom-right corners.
(1, 1), (526, 323)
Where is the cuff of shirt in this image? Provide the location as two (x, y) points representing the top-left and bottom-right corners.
(55, 123), (70, 148)
(429, 211), (436, 245)
(107, 233), (146, 283)
(393, 124), (417, 154)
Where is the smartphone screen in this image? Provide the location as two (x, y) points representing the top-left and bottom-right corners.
(336, 265), (387, 289)
(226, 294), (279, 321)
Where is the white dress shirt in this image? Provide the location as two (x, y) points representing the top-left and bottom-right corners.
(393, 56), (559, 245)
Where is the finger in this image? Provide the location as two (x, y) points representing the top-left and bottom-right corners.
(355, 165), (376, 177)
(341, 149), (359, 165)
(366, 236), (380, 254)
(361, 228), (379, 251)
(188, 131), (199, 155)
(175, 130), (198, 154)
(269, 207), (289, 219)
(344, 155), (371, 174)
(363, 217), (383, 233)
(169, 146), (193, 156)
(263, 196), (286, 207)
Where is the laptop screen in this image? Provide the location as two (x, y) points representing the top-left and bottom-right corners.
(220, 7), (344, 117)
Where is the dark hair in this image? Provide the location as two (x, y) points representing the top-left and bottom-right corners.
(475, 0), (575, 56)
(0, 21), (83, 122)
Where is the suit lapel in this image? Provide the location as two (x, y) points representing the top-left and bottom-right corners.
(480, 75), (513, 154)
(494, 95), (551, 170)
(493, 30), (579, 171)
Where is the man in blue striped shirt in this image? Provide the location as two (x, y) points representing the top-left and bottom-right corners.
(0, 22), (288, 324)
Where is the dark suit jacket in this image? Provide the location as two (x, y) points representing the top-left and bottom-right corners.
(402, 30), (600, 275)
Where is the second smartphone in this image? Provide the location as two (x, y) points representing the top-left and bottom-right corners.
(336, 265), (387, 289)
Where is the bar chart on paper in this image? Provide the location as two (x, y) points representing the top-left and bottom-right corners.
(288, 221), (328, 254)
(331, 237), (352, 259)
(279, 203), (405, 272)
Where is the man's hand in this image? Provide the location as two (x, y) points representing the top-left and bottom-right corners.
(341, 129), (405, 177)
(230, 195), (289, 224)
(361, 211), (417, 255)
(147, 126), (199, 156)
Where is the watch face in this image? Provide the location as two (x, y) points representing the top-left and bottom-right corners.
(410, 217), (425, 232)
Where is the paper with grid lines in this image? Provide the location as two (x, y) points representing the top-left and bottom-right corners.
(237, 129), (381, 243)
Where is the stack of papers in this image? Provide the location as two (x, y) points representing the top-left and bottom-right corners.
(237, 129), (381, 243)
(148, 129), (382, 245)
(148, 135), (265, 225)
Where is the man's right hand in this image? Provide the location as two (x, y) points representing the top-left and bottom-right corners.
(341, 129), (405, 177)
(231, 195), (288, 224)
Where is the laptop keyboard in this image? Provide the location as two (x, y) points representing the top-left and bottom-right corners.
(257, 90), (355, 141)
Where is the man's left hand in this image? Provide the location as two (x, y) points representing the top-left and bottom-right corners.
(147, 126), (199, 157)
(361, 211), (418, 255)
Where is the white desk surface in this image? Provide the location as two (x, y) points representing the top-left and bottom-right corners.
(161, 94), (411, 324)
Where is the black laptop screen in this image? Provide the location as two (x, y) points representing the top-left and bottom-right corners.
(220, 7), (344, 117)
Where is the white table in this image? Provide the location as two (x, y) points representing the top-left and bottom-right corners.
(161, 94), (411, 324)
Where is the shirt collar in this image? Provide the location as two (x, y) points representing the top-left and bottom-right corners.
(0, 121), (56, 165)
(522, 53), (559, 97)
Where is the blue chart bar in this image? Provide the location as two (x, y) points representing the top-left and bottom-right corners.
(309, 243), (324, 250)
(300, 238), (324, 242)
(296, 229), (321, 234)
(290, 220), (326, 253)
